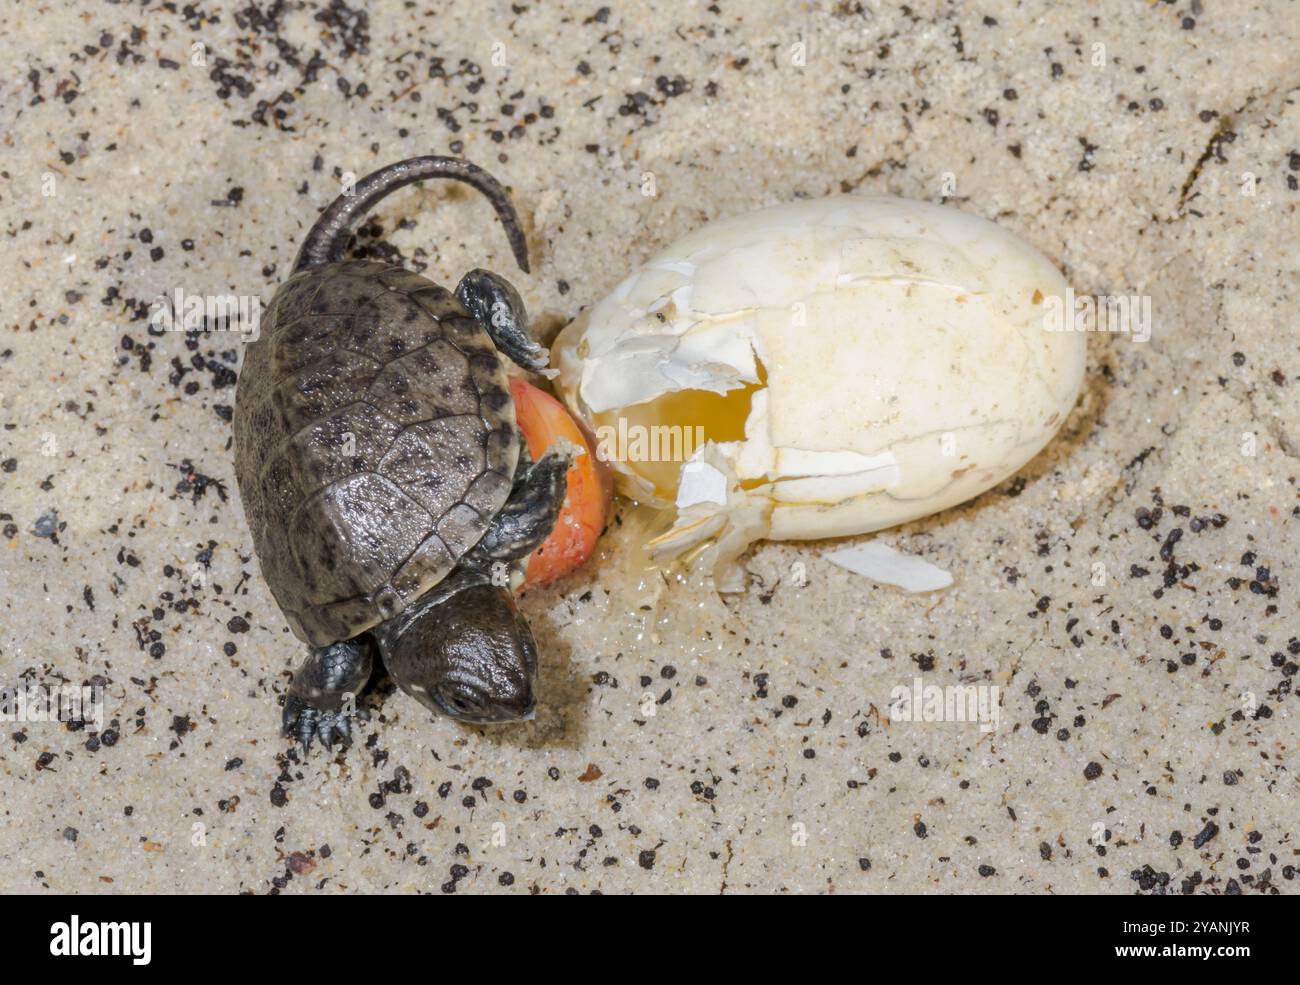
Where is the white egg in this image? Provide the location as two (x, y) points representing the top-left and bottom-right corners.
(553, 194), (1086, 589)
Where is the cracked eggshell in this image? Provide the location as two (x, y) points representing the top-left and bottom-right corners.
(554, 194), (1085, 581)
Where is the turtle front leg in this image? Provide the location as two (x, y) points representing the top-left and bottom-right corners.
(455, 268), (549, 371)
(468, 442), (575, 570)
(282, 639), (373, 752)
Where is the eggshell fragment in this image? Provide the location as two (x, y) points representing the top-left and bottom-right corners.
(676, 460), (729, 509)
(554, 194), (1086, 587)
(825, 542), (953, 593)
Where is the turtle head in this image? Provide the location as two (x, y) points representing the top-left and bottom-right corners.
(377, 582), (538, 724)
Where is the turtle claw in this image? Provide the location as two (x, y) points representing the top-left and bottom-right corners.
(283, 695), (357, 754)
(455, 268), (547, 371)
(282, 640), (373, 754)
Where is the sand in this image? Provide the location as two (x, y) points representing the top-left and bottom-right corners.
(0, 0), (1296, 894)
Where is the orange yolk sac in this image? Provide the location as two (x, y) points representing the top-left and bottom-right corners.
(510, 377), (610, 588)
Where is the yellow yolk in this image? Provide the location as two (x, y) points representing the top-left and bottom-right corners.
(592, 378), (763, 501)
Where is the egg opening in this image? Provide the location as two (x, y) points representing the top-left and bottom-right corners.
(590, 368), (766, 502)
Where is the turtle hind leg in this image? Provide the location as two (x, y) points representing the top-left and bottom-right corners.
(467, 441), (575, 571)
(282, 638), (374, 753)
(455, 268), (549, 371)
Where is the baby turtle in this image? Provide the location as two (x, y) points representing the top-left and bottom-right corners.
(234, 157), (572, 750)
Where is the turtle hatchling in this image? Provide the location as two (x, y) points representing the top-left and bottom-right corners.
(234, 157), (574, 750)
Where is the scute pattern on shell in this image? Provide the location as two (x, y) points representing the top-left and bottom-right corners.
(234, 260), (519, 646)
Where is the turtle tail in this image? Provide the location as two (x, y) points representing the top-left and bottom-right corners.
(292, 156), (530, 274)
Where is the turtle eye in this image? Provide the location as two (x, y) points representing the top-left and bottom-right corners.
(438, 686), (485, 719)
